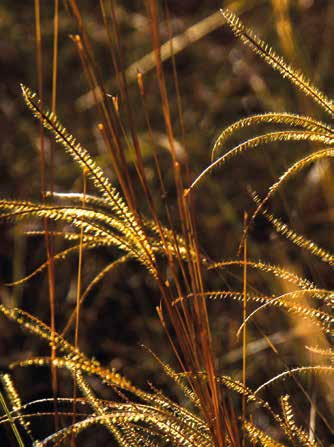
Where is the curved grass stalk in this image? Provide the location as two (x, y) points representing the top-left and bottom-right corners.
(0, 201), (121, 239)
(0, 199), (185, 276)
(179, 371), (286, 433)
(32, 410), (210, 447)
(174, 290), (333, 335)
(0, 412), (212, 447)
(26, 230), (117, 247)
(221, 9), (334, 117)
(62, 255), (130, 336)
(0, 200), (142, 252)
(6, 227), (191, 292)
(21, 86), (123, 210)
(0, 397), (90, 425)
(0, 395), (209, 442)
(0, 201), (154, 272)
(208, 260), (317, 290)
(249, 147), (334, 227)
(4, 243), (98, 287)
(305, 346), (334, 361)
(187, 131), (334, 193)
(184, 370), (325, 445)
(10, 354), (174, 409)
(236, 289), (334, 338)
(0, 398), (160, 426)
(255, 366), (334, 395)
(0, 411), (90, 426)
(0, 306), (142, 395)
(49, 191), (194, 262)
(173, 290), (264, 306)
(11, 356), (211, 446)
(11, 356), (149, 403)
(211, 112), (334, 161)
(180, 372), (261, 405)
(10, 354), (212, 446)
(73, 369), (128, 444)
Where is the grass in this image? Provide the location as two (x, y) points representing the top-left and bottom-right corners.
(0, 2), (333, 446)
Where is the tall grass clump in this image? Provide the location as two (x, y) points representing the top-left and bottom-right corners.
(0, 2), (333, 447)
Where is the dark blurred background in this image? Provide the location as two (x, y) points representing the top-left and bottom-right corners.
(1, 0), (334, 445)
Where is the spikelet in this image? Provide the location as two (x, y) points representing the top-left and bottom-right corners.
(182, 371), (270, 408)
(244, 420), (287, 447)
(280, 395), (299, 441)
(49, 191), (194, 264)
(215, 375), (289, 429)
(0, 200), (132, 244)
(0, 200), (120, 240)
(306, 345), (334, 362)
(146, 382), (210, 436)
(264, 210), (334, 266)
(280, 395), (317, 447)
(20, 85), (157, 276)
(211, 112), (334, 161)
(33, 409), (210, 447)
(143, 346), (201, 408)
(32, 415), (101, 447)
(21, 86), (120, 205)
(145, 218), (194, 261)
(0, 305), (144, 396)
(0, 200), (159, 271)
(221, 9), (334, 117)
(293, 427), (318, 447)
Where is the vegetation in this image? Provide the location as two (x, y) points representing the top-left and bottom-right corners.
(0, 2), (333, 446)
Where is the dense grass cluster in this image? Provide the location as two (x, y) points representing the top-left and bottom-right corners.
(0, 2), (333, 446)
